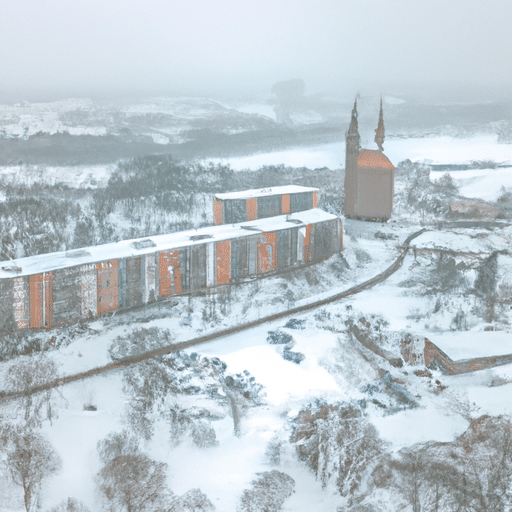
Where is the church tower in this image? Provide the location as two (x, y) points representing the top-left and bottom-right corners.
(374, 97), (385, 151)
(343, 97), (395, 221)
(344, 99), (360, 217)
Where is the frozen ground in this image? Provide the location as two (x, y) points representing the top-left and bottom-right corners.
(385, 134), (512, 166)
(206, 133), (512, 171)
(1, 134), (510, 192)
(431, 166), (512, 201)
(411, 227), (512, 253)
(205, 142), (346, 171)
(226, 102), (277, 121)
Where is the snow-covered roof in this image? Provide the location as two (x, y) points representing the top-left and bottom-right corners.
(0, 209), (338, 279)
(214, 185), (318, 201)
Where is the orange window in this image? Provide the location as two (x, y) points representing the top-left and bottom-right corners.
(257, 232), (277, 273)
(158, 251), (181, 296)
(313, 191), (319, 208)
(246, 198), (258, 221)
(96, 260), (118, 315)
(303, 224), (312, 262)
(213, 198), (223, 225)
(29, 273), (53, 328)
(282, 194), (290, 214)
(216, 240), (231, 285)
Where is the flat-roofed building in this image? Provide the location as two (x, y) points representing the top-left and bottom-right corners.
(213, 185), (319, 225)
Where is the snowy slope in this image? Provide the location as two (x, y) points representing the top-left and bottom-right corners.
(1, 125), (512, 510)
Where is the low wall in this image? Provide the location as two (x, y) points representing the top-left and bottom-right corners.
(424, 337), (512, 375)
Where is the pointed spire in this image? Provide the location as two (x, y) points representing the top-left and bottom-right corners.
(348, 97), (359, 136)
(374, 97), (385, 151)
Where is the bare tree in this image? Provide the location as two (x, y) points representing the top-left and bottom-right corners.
(446, 417), (512, 512)
(382, 416), (512, 512)
(47, 497), (90, 512)
(389, 452), (426, 512)
(167, 488), (216, 512)
(2, 425), (61, 512)
(294, 405), (383, 500)
(5, 354), (60, 426)
(97, 430), (139, 463)
(97, 430), (170, 512)
(237, 471), (295, 512)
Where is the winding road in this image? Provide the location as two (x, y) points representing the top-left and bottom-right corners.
(0, 228), (427, 402)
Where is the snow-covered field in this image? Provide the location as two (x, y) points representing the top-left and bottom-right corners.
(431, 166), (512, 201)
(206, 133), (512, 171)
(35, 323), (350, 511)
(0, 96), (269, 144)
(411, 227), (512, 253)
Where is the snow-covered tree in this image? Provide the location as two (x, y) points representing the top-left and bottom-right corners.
(378, 416), (512, 512)
(2, 425), (61, 512)
(167, 488), (216, 512)
(295, 405), (383, 499)
(4, 354), (60, 426)
(96, 430), (169, 512)
(47, 497), (90, 512)
(237, 471), (295, 512)
(110, 328), (263, 443)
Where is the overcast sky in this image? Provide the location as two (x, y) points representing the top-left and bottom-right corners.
(1, 0), (511, 102)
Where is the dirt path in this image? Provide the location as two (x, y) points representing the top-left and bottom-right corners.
(0, 228), (427, 402)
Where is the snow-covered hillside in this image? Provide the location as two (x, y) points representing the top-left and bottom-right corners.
(1, 209), (511, 510)
(0, 97), (277, 143)
(1, 108), (512, 511)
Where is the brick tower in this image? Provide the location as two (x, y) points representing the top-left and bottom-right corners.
(344, 98), (395, 221)
(344, 99), (360, 218)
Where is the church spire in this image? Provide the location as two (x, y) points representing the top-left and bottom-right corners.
(374, 97), (385, 151)
(348, 98), (359, 137)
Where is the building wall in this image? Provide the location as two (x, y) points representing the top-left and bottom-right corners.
(215, 191), (318, 225)
(355, 167), (394, 221)
(0, 279), (14, 331)
(96, 261), (118, 315)
(80, 264), (97, 319)
(424, 338), (512, 375)
(344, 139), (360, 218)
(0, 217), (342, 331)
(52, 267), (82, 325)
(13, 277), (30, 330)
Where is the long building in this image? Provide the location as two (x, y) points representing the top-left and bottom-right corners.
(0, 208), (342, 331)
(213, 185), (318, 225)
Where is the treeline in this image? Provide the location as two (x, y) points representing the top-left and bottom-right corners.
(291, 401), (512, 511)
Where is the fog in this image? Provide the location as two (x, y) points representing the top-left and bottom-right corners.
(2, 0), (512, 102)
